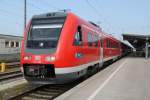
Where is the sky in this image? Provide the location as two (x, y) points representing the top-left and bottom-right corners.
(0, 0), (150, 39)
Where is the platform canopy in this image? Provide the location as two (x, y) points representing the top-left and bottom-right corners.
(122, 33), (150, 58)
(122, 34), (150, 40)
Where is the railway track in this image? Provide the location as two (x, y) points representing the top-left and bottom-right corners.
(8, 66), (107, 100)
(0, 70), (23, 82)
(0, 62), (22, 82)
(7, 60), (116, 100)
(10, 81), (81, 100)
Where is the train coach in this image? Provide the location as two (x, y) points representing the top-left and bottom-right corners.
(0, 34), (22, 62)
(20, 12), (123, 84)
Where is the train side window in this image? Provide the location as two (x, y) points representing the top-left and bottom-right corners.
(108, 39), (112, 48)
(5, 41), (9, 48)
(16, 42), (19, 47)
(73, 26), (82, 46)
(106, 39), (109, 48)
(100, 38), (103, 47)
(93, 35), (98, 47)
(87, 32), (93, 46)
(11, 41), (14, 47)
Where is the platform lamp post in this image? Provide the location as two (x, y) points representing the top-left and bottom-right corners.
(24, 0), (27, 28)
(145, 37), (149, 59)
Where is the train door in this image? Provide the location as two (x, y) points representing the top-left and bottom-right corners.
(73, 26), (86, 64)
(99, 33), (103, 67)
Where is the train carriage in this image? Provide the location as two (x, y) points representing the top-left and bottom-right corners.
(102, 33), (121, 62)
(21, 12), (122, 84)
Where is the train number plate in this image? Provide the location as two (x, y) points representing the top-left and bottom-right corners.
(29, 66), (38, 72)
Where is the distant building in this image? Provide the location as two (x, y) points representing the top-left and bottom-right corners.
(122, 33), (150, 58)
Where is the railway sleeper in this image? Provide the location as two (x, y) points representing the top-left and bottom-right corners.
(36, 90), (59, 95)
(28, 93), (53, 98)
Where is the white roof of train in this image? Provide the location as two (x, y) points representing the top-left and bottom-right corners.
(0, 34), (22, 40)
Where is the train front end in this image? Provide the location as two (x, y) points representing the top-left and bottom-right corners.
(21, 12), (74, 84)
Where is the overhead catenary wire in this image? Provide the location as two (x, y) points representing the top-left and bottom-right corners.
(0, 8), (23, 28)
(0, 0), (23, 19)
(1, 0), (24, 10)
(89, 0), (123, 36)
(28, 0), (61, 12)
(85, 0), (114, 32)
(86, 0), (104, 20)
(27, 2), (46, 11)
(37, 0), (60, 10)
(0, 1), (24, 35)
(0, 8), (22, 18)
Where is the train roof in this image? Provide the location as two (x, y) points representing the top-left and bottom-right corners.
(32, 11), (102, 32)
(33, 12), (67, 19)
(0, 34), (22, 40)
(102, 32), (120, 42)
(121, 40), (134, 48)
(89, 21), (100, 28)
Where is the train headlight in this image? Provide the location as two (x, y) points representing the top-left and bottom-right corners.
(24, 56), (31, 60)
(45, 56), (56, 62)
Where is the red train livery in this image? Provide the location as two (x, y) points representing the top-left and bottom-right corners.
(20, 12), (122, 84)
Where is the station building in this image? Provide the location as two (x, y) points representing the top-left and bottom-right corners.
(123, 33), (150, 58)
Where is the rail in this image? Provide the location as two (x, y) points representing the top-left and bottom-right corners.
(0, 70), (22, 82)
(9, 81), (81, 100)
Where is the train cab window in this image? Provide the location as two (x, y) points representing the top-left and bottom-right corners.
(73, 26), (82, 46)
(27, 24), (63, 49)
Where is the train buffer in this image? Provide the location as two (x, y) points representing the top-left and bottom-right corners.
(55, 57), (150, 100)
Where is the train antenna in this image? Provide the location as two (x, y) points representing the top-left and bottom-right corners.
(59, 9), (71, 12)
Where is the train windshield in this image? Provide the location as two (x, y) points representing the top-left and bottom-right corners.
(26, 24), (62, 49)
(28, 24), (62, 40)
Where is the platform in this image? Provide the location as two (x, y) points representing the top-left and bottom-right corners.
(0, 78), (42, 99)
(55, 57), (150, 100)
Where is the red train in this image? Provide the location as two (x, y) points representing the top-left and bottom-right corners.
(20, 12), (129, 84)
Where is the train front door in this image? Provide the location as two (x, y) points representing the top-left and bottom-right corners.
(99, 34), (103, 67)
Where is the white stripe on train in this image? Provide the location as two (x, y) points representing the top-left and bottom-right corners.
(55, 55), (120, 74)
